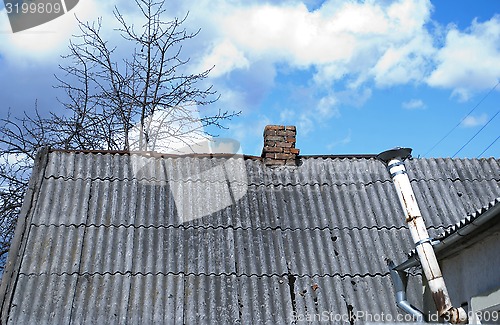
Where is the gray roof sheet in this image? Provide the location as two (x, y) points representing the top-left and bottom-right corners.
(1, 149), (499, 324)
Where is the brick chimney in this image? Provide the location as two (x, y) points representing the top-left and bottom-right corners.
(262, 125), (300, 166)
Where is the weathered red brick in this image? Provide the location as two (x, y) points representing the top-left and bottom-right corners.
(266, 135), (286, 141)
(265, 125), (285, 131)
(276, 142), (293, 148)
(283, 147), (300, 154)
(263, 146), (283, 153)
(266, 129), (281, 136)
(264, 159), (286, 166)
(275, 153), (294, 160)
(262, 125), (299, 164)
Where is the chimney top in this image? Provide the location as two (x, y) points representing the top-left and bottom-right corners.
(261, 125), (300, 166)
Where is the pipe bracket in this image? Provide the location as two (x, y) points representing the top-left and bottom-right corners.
(414, 237), (434, 247)
(390, 169), (407, 178)
(387, 161), (405, 170)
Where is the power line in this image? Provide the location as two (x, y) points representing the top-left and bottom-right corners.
(452, 109), (500, 158)
(477, 135), (500, 158)
(423, 80), (500, 157)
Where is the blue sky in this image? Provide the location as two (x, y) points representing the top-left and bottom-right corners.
(0, 0), (499, 158)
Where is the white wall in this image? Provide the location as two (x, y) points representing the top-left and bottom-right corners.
(422, 231), (500, 322)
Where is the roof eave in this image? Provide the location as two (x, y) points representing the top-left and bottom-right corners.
(395, 198), (500, 271)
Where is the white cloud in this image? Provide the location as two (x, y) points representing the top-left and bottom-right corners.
(326, 129), (352, 150)
(211, 0), (435, 88)
(197, 40), (250, 77)
(313, 62), (349, 85)
(462, 114), (488, 128)
(0, 0), (110, 64)
(3, 0), (499, 132)
(402, 99), (426, 110)
(0, 0), (181, 65)
(370, 32), (435, 87)
(336, 87), (372, 107)
(279, 108), (296, 122)
(227, 115), (271, 154)
(276, 92), (341, 136)
(316, 94), (340, 119)
(191, 0), (500, 106)
(297, 113), (314, 135)
(427, 16), (500, 99)
(193, 0), (496, 108)
(0, 153), (28, 166)
(192, 0), (498, 101)
(211, 84), (249, 114)
(128, 107), (208, 153)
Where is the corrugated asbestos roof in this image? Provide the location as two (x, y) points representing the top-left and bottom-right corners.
(0, 149), (499, 324)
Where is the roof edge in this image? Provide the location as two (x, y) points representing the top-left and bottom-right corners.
(0, 147), (51, 323)
(49, 148), (263, 160)
(395, 198), (500, 271)
(48, 148), (378, 160)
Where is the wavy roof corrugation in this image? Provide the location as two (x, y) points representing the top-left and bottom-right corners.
(1, 150), (498, 324)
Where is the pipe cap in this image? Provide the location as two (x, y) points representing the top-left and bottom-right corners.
(377, 147), (412, 164)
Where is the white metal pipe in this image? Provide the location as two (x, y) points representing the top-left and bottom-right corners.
(378, 148), (468, 324)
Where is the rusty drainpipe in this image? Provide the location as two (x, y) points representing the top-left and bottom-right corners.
(377, 148), (468, 324)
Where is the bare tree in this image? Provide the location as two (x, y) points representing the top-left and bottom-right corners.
(0, 108), (50, 272)
(56, 0), (237, 151)
(0, 0), (239, 274)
